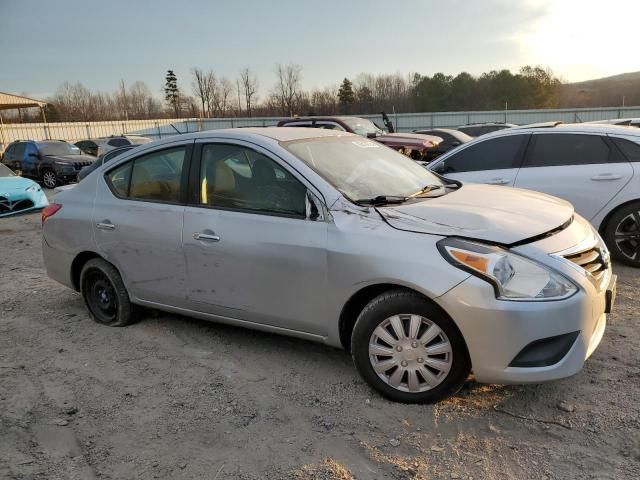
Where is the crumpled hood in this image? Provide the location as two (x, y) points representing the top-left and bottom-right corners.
(377, 184), (574, 245)
(0, 175), (41, 193)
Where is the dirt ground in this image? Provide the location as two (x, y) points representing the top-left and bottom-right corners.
(1, 197), (639, 480)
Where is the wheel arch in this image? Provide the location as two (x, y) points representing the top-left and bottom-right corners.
(338, 283), (465, 354)
(70, 251), (103, 291)
(597, 198), (640, 236)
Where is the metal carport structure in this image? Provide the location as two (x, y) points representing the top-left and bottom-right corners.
(0, 92), (48, 149)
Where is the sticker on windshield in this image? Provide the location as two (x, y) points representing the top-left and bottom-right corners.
(352, 141), (380, 148)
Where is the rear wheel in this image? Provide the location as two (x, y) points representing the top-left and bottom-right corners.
(603, 202), (640, 267)
(351, 289), (470, 403)
(42, 169), (58, 189)
(80, 258), (136, 327)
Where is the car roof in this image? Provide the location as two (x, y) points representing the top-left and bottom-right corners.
(479, 122), (640, 138)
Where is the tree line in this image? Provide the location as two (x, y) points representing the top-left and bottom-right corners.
(5, 65), (565, 123)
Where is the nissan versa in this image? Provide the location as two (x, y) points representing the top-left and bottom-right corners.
(42, 128), (615, 403)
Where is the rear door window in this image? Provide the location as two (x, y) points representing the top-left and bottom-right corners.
(442, 135), (527, 173)
(13, 143), (26, 159)
(523, 134), (611, 167)
(106, 147), (187, 202)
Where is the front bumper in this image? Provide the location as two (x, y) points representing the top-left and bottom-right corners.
(435, 216), (612, 385)
(436, 273), (609, 384)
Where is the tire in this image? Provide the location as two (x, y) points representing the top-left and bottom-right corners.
(603, 202), (640, 267)
(351, 289), (470, 403)
(41, 169), (58, 189)
(80, 258), (136, 327)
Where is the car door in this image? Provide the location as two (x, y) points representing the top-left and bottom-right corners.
(430, 133), (529, 186)
(22, 142), (40, 177)
(2, 144), (16, 168)
(514, 132), (633, 221)
(182, 140), (329, 335)
(93, 142), (192, 307)
(11, 143), (27, 173)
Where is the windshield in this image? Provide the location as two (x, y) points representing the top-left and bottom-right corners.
(284, 136), (444, 201)
(341, 117), (384, 137)
(37, 141), (82, 156)
(0, 163), (16, 177)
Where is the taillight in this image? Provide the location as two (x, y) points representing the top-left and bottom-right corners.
(42, 203), (62, 225)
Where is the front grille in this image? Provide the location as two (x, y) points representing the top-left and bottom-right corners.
(0, 196), (35, 213)
(563, 246), (608, 284)
(72, 161), (92, 170)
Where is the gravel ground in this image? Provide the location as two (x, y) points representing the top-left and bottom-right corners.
(0, 199), (639, 479)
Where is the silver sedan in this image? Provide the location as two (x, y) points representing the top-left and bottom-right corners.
(42, 128), (615, 403)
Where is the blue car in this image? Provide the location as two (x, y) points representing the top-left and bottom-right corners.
(0, 163), (49, 217)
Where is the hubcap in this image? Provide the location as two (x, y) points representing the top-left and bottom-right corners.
(614, 211), (640, 261)
(43, 172), (56, 188)
(369, 314), (452, 393)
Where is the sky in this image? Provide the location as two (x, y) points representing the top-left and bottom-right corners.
(1, 0), (639, 100)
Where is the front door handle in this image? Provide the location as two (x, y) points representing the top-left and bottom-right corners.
(591, 173), (622, 181)
(96, 221), (116, 230)
(487, 178), (509, 185)
(193, 232), (220, 242)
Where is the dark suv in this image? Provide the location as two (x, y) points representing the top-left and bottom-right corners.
(1, 140), (95, 188)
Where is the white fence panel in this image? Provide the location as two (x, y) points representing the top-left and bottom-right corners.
(2, 106), (640, 152)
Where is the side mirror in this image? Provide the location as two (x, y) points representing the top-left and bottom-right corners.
(366, 132), (377, 139)
(451, 141), (461, 147)
(433, 162), (446, 174)
(28, 152), (39, 157)
(305, 191), (324, 221)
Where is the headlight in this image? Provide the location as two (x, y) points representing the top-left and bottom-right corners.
(54, 161), (70, 166)
(437, 238), (577, 301)
(25, 184), (40, 193)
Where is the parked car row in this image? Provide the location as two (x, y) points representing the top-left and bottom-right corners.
(74, 135), (151, 157)
(42, 126), (616, 404)
(276, 116), (443, 160)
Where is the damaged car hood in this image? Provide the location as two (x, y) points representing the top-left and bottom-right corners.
(377, 184), (574, 245)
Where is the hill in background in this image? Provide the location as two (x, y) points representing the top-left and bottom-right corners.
(560, 71), (640, 108)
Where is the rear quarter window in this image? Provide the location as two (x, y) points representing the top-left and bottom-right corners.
(610, 137), (640, 162)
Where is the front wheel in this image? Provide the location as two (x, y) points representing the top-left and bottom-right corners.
(603, 202), (640, 267)
(41, 169), (58, 189)
(351, 289), (471, 403)
(80, 258), (136, 327)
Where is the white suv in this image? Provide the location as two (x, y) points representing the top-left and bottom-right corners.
(428, 123), (640, 266)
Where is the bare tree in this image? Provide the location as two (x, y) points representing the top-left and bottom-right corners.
(273, 63), (302, 116)
(191, 67), (214, 118)
(240, 67), (258, 117)
(213, 77), (234, 117)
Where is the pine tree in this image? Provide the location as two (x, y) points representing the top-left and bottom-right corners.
(164, 70), (180, 117)
(338, 78), (355, 113)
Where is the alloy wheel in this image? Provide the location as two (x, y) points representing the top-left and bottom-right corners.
(43, 171), (57, 189)
(369, 314), (452, 393)
(614, 211), (640, 261)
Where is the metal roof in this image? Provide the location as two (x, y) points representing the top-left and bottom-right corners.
(0, 92), (47, 111)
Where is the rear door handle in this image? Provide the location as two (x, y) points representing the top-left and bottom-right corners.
(486, 178), (509, 185)
(96, 222), (116, 230)
(193, 232), (220, 242)
(591, 174), (622, 181)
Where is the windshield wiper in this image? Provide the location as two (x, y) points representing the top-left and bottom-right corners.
(408, 184), (443, 198)
(355, 195), (409, 206)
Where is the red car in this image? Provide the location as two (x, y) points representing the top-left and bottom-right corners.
(276, 116), (442, 161)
